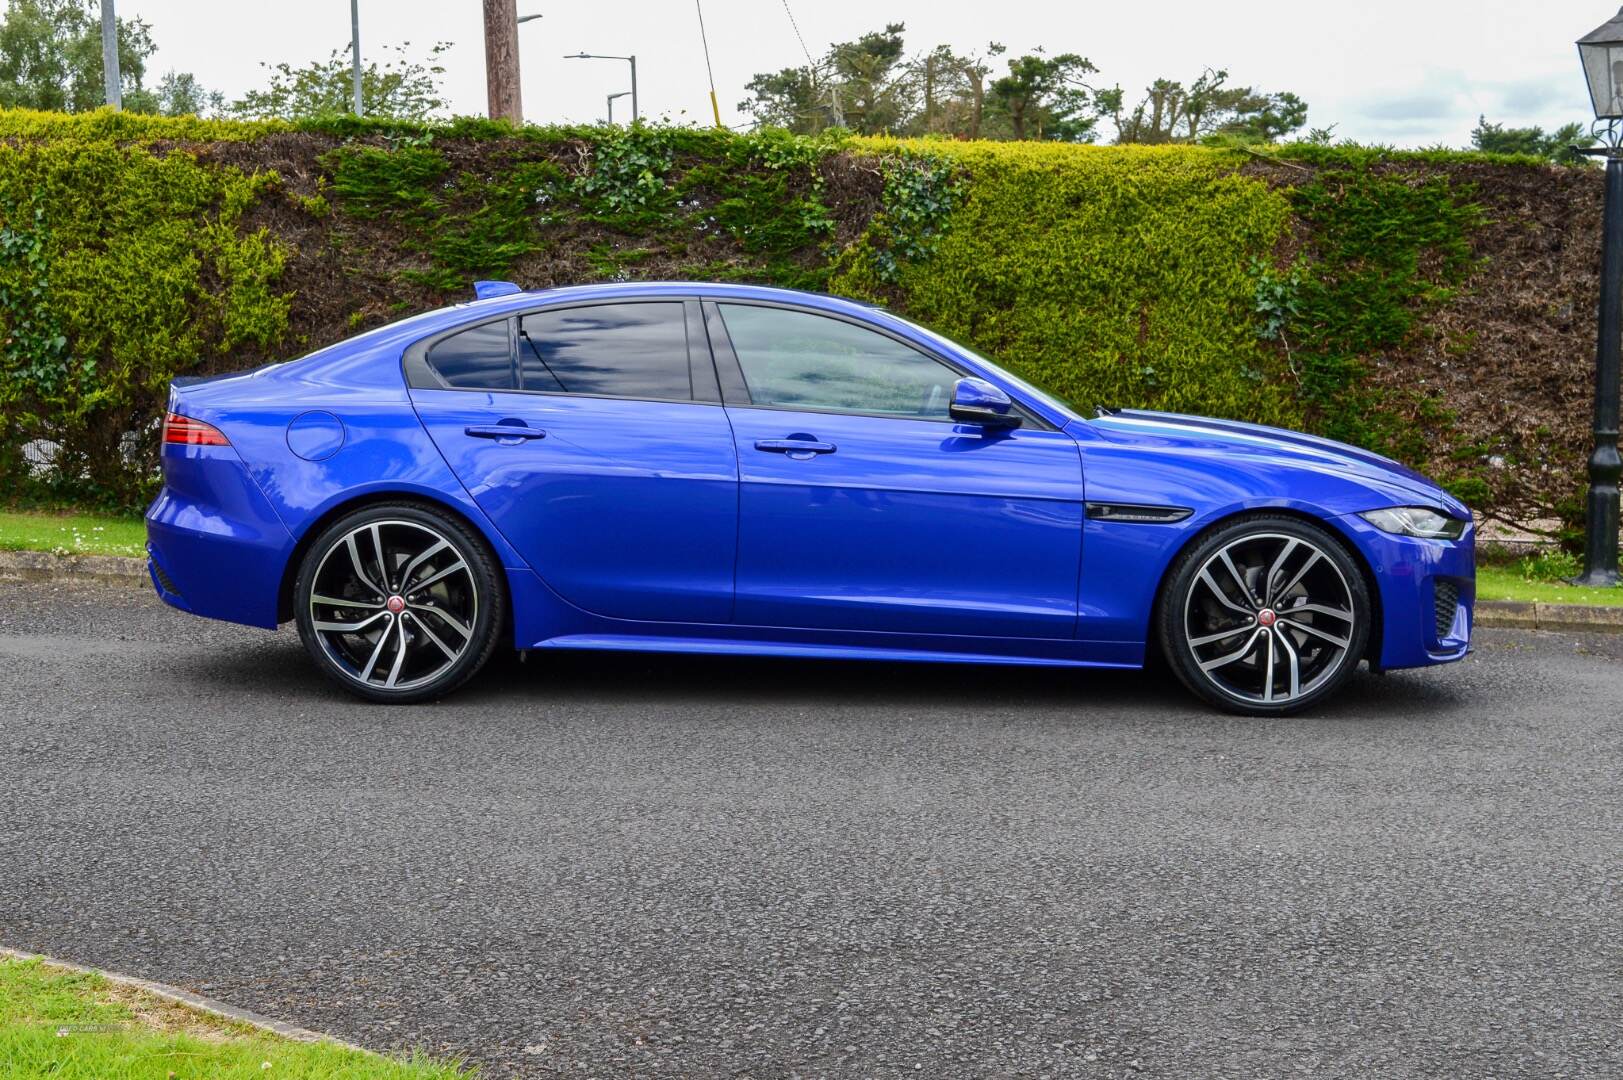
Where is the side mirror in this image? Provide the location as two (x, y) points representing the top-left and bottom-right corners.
(949, 377), (1022, 428)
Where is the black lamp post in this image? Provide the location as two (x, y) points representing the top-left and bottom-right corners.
(1574, 8), (1623, 586)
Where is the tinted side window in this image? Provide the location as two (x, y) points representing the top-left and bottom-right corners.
(718, 304), (958, 419)
(426, 319), (514, 390)
(519, 303), (691, 400)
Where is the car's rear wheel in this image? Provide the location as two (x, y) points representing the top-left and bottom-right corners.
(293, 503), (505, 703)
(1158, 515), (1370, 716)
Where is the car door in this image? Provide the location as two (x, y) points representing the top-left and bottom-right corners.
(707, 300), (1083, 639)
(406, 299), (738, 624)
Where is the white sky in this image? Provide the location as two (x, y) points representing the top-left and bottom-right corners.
(118, 0), (1606, 146)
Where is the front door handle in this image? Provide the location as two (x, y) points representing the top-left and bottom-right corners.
(465, 424), (546, 443)
(754, 438), (836, 456)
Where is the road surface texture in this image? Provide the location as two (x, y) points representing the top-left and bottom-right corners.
(1, 576), (1618, 1078)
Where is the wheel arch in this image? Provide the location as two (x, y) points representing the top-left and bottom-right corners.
(276, 490), (511, 624)
(1147, 506), (1384, 667)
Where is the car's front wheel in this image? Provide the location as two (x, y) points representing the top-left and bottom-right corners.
(1158, 515), (1371, 716)
(293, 503), (506, 703)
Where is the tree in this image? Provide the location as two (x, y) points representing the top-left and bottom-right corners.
(738, 64), (827, 132)
(1218, 90), (1308, 142)
(229, 40), (452, 121)
(737, 28), (1304, 146)
(987, 49), (1099, 141)
(0, 0), (153, 111)
(150, 70), (224, 117)
(828, 23), (911, 134)
(1109, 69), (1308, 144)
(1471, 116), (1593, 165)
(908, 44), (962, 135)
(738, 23), (912, 135)
(1108, 69), (1232, 143)
(953, 42), (1005, 140)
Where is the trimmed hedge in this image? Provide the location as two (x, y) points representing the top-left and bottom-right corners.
(0, 110), (1607, 547)
(833, 142), (1302, 427)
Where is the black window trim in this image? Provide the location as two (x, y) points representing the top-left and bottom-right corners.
(700, 297), (1053, 431)
(403, 297), (722, 406)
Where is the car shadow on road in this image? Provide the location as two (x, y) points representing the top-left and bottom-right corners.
(490, 649), (1467, 718)
(173, 627), (1469, 721)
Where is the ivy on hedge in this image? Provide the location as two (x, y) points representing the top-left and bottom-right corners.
(0, 204), (69, 398)
(320, 125), (841, 292)
(1283, 167), (1483, 453)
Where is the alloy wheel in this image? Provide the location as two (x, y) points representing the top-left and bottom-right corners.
(1182, 531), (1358, 706)
(307, 519), (479, 691)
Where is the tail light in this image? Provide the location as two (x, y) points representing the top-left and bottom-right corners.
(162, 411), (230, 446)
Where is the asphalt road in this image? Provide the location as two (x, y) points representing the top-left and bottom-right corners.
(1, 575), (1618, 1079)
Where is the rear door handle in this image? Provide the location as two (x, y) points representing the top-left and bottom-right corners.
(754, 438), (836, 455)
(465, 424), (546, 442)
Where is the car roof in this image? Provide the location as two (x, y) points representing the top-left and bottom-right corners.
(457, 280), (881, 315)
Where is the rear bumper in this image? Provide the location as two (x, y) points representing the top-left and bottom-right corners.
(144, 445), (293, 629)
(1336, 513), (1475, 671)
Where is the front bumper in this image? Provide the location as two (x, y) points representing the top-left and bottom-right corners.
(1336, 512), (1475, 671)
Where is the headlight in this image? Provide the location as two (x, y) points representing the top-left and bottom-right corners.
(1359, 506), (1469, 540)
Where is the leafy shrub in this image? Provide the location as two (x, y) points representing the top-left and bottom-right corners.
(837, 140), (1300, 425)
(0, 141), (290, 505)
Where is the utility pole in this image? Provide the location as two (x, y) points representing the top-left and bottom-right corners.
(349, 0), (362, 115)
(100, 0), (120, 109)
(483, 0), (523, 123)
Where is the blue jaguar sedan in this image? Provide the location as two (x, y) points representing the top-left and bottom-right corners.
(145, 281), (1474, 715)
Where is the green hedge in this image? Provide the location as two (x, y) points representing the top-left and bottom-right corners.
(0, 109), (1599, 545)
(835, 142), (1302, 426)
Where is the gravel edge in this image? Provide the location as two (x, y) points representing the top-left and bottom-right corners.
(1, 549), (1619, 632)
(0, 945), (366, 1050)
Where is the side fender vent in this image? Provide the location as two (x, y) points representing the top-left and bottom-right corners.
(1085, 503), (1194, 524)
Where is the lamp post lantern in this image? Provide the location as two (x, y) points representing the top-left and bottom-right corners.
(1574, 7), (1623, 586)
(566, 52), (637, 123)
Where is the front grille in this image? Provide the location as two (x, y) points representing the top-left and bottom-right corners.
(1433, 580), (1459, 639)
(152, 560), (182, 598)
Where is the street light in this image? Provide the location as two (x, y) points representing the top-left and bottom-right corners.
(606, 90), (631, 125)
(565, 51), (637, 123)
(1574, 7), (1623, 586)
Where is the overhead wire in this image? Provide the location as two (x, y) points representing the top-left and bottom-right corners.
(694, 0), (723, 128)
(781, 0), (815, 69)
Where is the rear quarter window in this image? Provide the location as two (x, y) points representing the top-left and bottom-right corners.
(425, 320), (513, 390)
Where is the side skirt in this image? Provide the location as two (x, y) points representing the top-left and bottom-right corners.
(530, 634), (1141, 669)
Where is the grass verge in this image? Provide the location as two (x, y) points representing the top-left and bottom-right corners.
(0, 509), (146, 558)
(0, 956), (470, 1078)
(1475, 565), (1623, 606)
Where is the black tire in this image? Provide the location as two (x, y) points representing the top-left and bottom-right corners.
(1157, 514), (1371, 716)
(293, 502), (506, 703)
